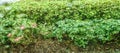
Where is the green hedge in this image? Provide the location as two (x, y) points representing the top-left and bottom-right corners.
(48, 19), (120, 47)
(0, 0), (120, 23)
(0, 18), (38, 45)
(0, 0), (120, 47)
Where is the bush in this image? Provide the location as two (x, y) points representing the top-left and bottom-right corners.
(0, 0), (120, 47)
(0, 18), (38, 45)
(0, 0), (120, 23)
(48, 19), (120, 47)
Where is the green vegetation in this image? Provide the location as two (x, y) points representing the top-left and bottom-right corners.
(0, 0), (120, 48)
(50, 19), (120, 47)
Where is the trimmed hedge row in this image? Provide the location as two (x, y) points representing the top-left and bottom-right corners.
(0, 0), (120, 23)
(48, 19), (120, 47)
(0, 0), (120, 47)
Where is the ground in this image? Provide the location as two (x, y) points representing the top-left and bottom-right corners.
(0, 37), (120, 53)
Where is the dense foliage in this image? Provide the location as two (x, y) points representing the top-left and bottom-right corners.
(0, 0), (120, 23)
(49, 19), (120, 47)
(0, 18), (38, 45)
(0, 0), (120, 47)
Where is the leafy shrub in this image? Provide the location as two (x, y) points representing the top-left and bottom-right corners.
(48, 19), (120, 47)
(0, 18), (38, 45)
(0, 0), (120, 24)
(0, 0), (120, 47)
